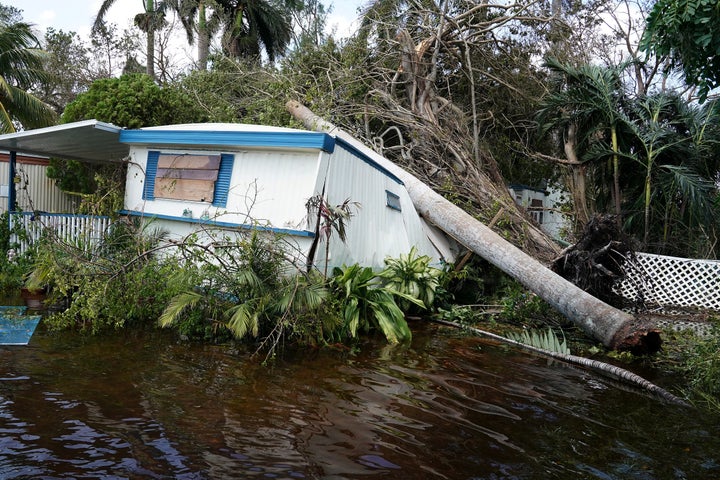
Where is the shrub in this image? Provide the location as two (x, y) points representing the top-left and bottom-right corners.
(377, 246), (443, 312)
(32, 219), (186, 333)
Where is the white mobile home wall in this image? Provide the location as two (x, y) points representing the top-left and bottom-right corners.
(316, 141), (447, 272)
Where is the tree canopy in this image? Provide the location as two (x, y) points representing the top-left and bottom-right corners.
(0, 14), (55, 132)
(641, 0), (720, 101)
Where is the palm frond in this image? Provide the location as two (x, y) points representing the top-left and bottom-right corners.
(159, 290), (203, 327)
(506, 327), (571, 355)
(226, 301), (260, 338)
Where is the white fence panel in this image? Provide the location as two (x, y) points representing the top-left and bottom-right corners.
(9, 212), (111, 254)
(618, 252), (720, 312)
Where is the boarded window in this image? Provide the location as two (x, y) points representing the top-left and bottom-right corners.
(143, 152), (235, 206)
(154, 154), (221, 202)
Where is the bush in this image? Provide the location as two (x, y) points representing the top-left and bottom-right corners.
(33, 219), (187, 333)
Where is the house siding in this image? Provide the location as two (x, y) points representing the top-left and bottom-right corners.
(0, 153), (76, 214)
(316, 143), (445, 271)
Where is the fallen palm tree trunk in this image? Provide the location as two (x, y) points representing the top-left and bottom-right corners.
(287, 101), (660, 352)
(433, 319), (688, 407)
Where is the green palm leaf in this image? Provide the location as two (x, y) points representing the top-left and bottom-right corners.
(158, 290), (203, 327)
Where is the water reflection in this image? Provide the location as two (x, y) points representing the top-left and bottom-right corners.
(0, 323), (717, 479)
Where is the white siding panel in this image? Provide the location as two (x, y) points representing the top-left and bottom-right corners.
(319, 144), (443, 271)
(0, 161), (76, 214)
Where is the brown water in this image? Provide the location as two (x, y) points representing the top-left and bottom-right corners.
(0, 321), (717, 479)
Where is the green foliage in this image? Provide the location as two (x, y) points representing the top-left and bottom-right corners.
(0, 212), (34, 292)
(663, 323), (720, 401)
(641, 0), (720, 102)
(36, 220), (185, 333)
(377, 246), (442, 312)
(0, 16), (57, 132)
(506, 327), (571, 355)
(499, 281), (555, 325)
(158, 229), (330, 352)
(60, 73), (206, 127)
(328, 264), (414, 344)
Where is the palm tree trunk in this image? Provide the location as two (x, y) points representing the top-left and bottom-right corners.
(564, 123), (591, 229)
(146, 0), (155, 79)
(643, 163), (652, 247)
(611, 125), (621, 222)
(198, 2), (210, 71)
(287, 101), (661, 352)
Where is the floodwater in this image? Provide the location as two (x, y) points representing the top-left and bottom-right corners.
(0, 320), (718, 479)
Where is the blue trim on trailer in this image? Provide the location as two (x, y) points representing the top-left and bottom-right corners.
(143, 150), (160, 200)
(334, 138), (404, 185)
(212, 153), (234, 207)
(119, 209), (316, 238)
(119, 129), (336, 153)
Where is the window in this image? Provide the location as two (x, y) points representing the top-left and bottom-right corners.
(143, 151), (234, 207)
(386, 190), (401, 211)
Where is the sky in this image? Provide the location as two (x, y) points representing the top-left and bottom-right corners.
(3, 0), (366, 44)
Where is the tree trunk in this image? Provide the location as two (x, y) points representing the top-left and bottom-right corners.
(145, 0), (155, 79)
(198, 2), (210, 71)
(287, 101), (661, 352)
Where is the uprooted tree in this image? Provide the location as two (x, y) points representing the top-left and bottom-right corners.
(288, 101), (662, 353)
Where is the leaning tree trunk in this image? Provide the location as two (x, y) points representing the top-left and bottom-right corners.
(287, 101), (661, 353)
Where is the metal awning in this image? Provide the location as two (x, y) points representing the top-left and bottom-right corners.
(0, 120), (129, 163)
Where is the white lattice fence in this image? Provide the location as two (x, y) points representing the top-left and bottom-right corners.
(617, 252), (720, 312)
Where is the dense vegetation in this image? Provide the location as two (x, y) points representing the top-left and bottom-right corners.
(0, 0), (718, 407)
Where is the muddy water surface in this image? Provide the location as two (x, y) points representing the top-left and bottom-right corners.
(0, 321), (717, 479)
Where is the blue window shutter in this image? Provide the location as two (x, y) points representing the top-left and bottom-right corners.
(212, 153), (234, 207)
(143, 151), (160, 200)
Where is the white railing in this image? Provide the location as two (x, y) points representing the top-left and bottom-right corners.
(618, 252), (720, 312)
(9, 212), (111, 254)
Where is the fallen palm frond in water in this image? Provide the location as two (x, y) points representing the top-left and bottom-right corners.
(433, 318), (690, 407)
(506, 327), (571, 355)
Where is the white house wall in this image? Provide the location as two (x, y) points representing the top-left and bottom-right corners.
(125, 146), (320, 240)
(315, 143), (446, 272)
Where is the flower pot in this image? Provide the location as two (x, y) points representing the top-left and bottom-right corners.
(20, 287), (47, 310)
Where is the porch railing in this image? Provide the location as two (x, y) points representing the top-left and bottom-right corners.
(9, 212), (111, 255)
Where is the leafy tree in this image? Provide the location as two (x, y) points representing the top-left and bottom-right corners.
(60, 73), (205, 127)
(0, 16), (56, 132)
(33, 28), (93, 115)
(48, 73), (207, 194)
(641, 0), (720, 102)
(90, 21), (143, 78)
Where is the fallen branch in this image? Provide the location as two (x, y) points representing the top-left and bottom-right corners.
(433, 318), (689, 407)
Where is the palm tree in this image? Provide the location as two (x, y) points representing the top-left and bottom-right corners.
(174, 0), (218, 70)
(537, 58), (631, 226)
(213, 0), (298, 62)
(94, 0), (168, 79)
(175, 0), (300, 69)
(0, 19), (55, 133)
(623, 94), (718, 253)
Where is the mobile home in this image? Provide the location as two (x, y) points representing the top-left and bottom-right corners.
(0, 121), (456, 271)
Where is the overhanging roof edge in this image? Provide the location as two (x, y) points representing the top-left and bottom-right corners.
(0, 120), (127, 163)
